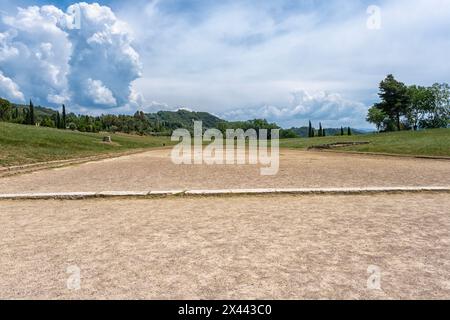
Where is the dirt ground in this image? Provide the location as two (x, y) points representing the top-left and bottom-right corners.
(0, 149), (449, 193)
(0, 193), (449, 300)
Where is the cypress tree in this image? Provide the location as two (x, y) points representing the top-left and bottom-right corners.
(318, 123), (323, 137)
(23, 108), (28, 124)
(56, 112), (61, 129)
(348, 127), (352, 136)
(323, 128), (326, 137)
(29, 100), (35, 125)
(341, 126), (344, 136)
(308, 121), (312, 138)
(62, 104), (67, 129)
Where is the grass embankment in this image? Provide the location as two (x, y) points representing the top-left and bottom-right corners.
(280, 128), (450, 157)
(1, 122), (449, 167)
(0, 122), (174, 167)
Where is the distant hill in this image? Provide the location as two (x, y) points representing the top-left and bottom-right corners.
(290, 127), (366, 137)
(11, 104), (226, 130)
(12, 103), (57, 119)
(145, 109), (225, 130)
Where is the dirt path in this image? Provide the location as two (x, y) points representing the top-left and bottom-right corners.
(0, 149), (449, 193)
(0, 193), (448, 300)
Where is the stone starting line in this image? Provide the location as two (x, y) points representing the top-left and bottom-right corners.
(0, 187), (449, 200)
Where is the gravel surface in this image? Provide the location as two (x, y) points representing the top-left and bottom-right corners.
(0, 149), (449, 193)
(1, 193), (449, 299)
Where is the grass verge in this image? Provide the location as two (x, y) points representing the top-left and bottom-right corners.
(280, 128), (450, 157)
(0, 122), (174, 166)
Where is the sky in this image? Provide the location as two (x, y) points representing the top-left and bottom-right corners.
(0, 0), (449, 128)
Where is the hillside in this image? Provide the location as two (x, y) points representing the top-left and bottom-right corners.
(11, 103), (225, 129)
(8, 101), (226, 133)
(146, 109), (225, 130)
(12, 103), (57, 119)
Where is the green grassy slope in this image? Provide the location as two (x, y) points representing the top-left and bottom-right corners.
(1, 122), (448, 167)
(0, 122), (174, 166)
(280, 128), (450, 157)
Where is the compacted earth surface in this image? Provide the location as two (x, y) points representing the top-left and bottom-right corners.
(0, 149), (449, 299)
(0, 149), (449, 193)
(0, 193), (449, 299)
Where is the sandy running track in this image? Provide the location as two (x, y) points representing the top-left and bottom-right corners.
(0, 193), (449, 300)
(0, 149), (449, 193)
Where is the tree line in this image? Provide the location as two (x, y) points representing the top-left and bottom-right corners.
(367, 75), (449, 132)
(0, 99), (288, 137)
(0, 99), (170, 135)
(306, 121), (352, 138)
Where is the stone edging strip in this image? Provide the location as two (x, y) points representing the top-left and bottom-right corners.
(0, 187), (449, 200)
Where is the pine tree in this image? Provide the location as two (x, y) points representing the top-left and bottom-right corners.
(318, 123), (323, 137)
(341, 126), (344, 136)
(347, 127), (352, 136)
(377, 74), (410, 131)
(29, 100), (35, 125)
(308, 121), (312, 138)
(62, 104), (67, 129)
(323, 128), (326, 137)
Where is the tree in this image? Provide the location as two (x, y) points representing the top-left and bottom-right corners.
(280, 129), (298, 139)
(376, 74), (410, 131)
(68, 122), (77, 131)
(322, 129), (326, 137)
(340, 126), (344, 136)
(424, 83), (450, 128)
(0, 98), (12, 121)
(23, 108), (29, 125)
(308, 121), (313, 138)
(56, 112), (61, 129)
(406, 85), (434, 130)
(62, 104), (67, 129)
(40, 116), (55, 128)
(347, 127), (352, 136)
(29, 100), (35, 125)
(367, 105), (388, 132)
(318, 123), (323, 137)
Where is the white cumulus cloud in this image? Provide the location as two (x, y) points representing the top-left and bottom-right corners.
(0, 5), (71, 105)
(65, 3), (142, 108)
(0, 3), (143, 110)
(0, 70), (25, 102)
(85, 78), (117, 106)
(221, 90), (368, 128)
